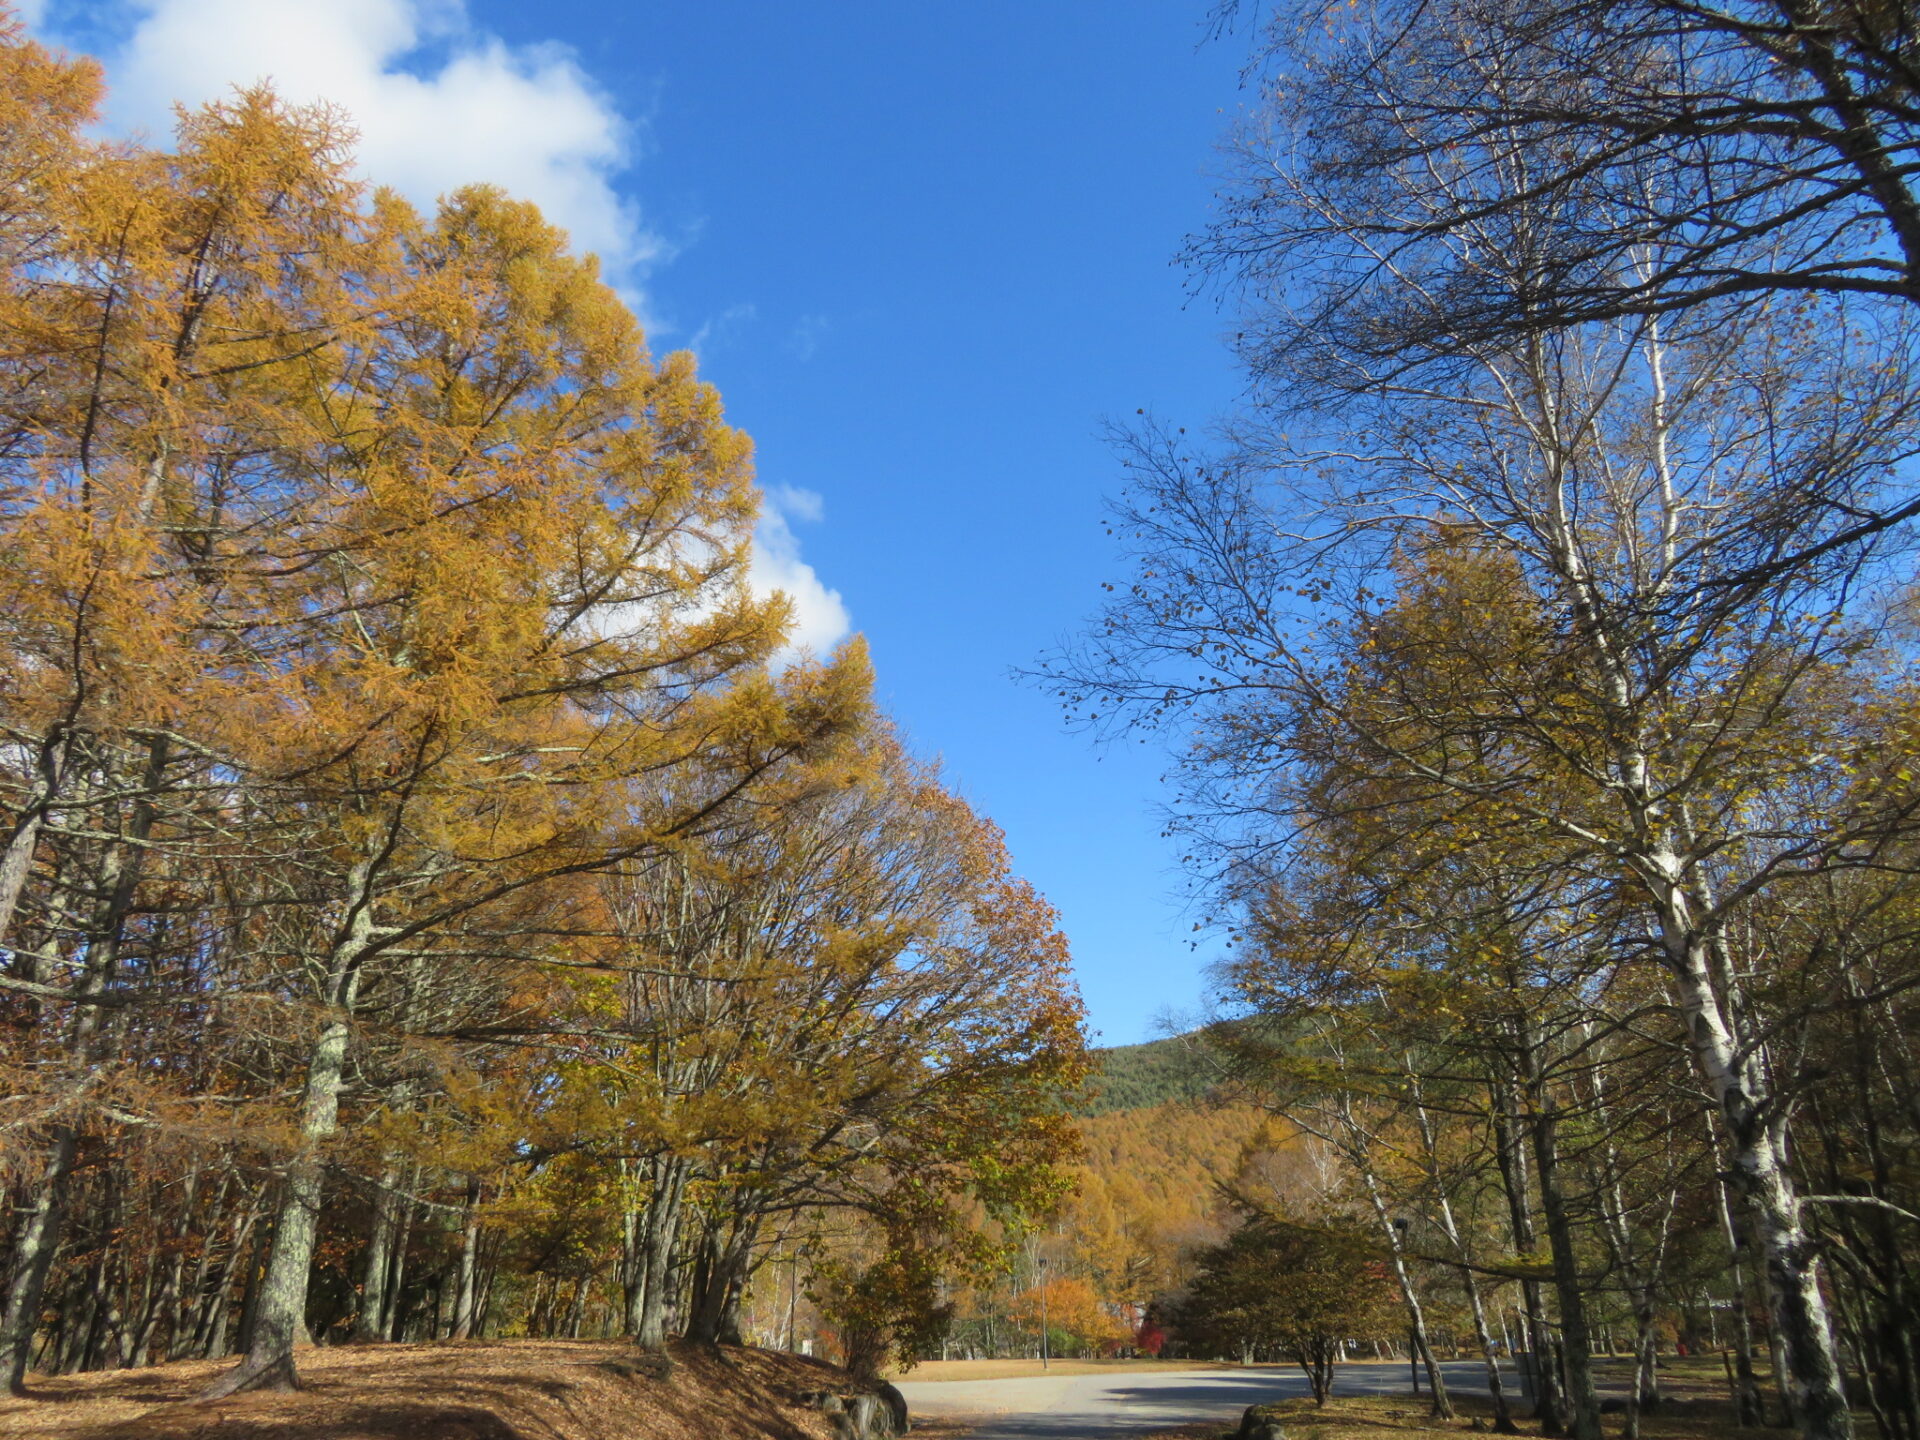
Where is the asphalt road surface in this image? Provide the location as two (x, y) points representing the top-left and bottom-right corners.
(897, 1359), (1512, 1440)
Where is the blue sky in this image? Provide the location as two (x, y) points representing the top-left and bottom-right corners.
(28, 0), (1253, 1045)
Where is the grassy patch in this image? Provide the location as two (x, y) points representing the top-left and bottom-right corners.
(1146, 1383), (1813, 1440)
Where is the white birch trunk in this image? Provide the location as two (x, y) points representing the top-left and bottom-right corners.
(1653, 894), (1852, 1440)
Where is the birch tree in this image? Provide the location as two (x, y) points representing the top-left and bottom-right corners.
(1050, 270), (1919, 1440)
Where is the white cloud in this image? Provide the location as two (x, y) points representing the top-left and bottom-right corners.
(37, 0), (661, 292)
(750, 486), (851, 659)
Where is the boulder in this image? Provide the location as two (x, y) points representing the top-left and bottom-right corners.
(874, 1379), (912, 1433)
(804, 1386), (906, 1439)
(1238, 1404), (1287, 1440)
(847, 1392), (898, 1438)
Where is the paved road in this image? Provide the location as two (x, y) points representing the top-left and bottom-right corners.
(897, 1359), (1511, 1439)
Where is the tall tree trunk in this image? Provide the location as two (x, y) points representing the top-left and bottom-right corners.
(1659, 909), (1854, 1440)
(1339, 1092), (1452, 1418)
(0, 728), (70, 951)
(687, 1212), (759, 1346)
(450, 1179), (482, 1341)
(1492, 1082), (1567, 1434)
(684, 1223), (715, 1342)
(201, 928), (367, 1397)
(630, 1158), (689, 1349)
(60, 1255), (102, 1374)
(619, 1159), (645, 1338)
(1456, 1232), (1517, 1431)
(474, 1244), (500, 1342)
(1412, 1082), (1515, 1431)
(0, 735), (169, 1392)
(0, 1131), (79, 1393)
(1706, 1131), (1771, 1426)
(176, 1175), (230, 1359)
(1589, 1113), (1678, 1440)
(201, 1201), (261, 1360)
(90, 1242), (128, 1372)
(129, 1213), (186, 1369)
(383, 1176), (417, 1342)
(564, 1271), (590, 1339)
(1522, 1051), (1603, 1440)
(528, 1273), (554, 1339)
(354, 1164), (402, 1343)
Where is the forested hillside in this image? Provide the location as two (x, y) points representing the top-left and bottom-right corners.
(936, 1038), (1302, 1362)
(1072, 1034), (1221, 1116)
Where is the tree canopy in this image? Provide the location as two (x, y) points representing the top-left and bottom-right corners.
(0, 13), (1087, 1397)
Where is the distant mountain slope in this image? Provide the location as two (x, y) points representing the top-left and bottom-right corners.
(1074, 1034), (1220, 1116)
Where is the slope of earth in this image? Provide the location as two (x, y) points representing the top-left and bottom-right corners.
(0, 1339), (879, 1440)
